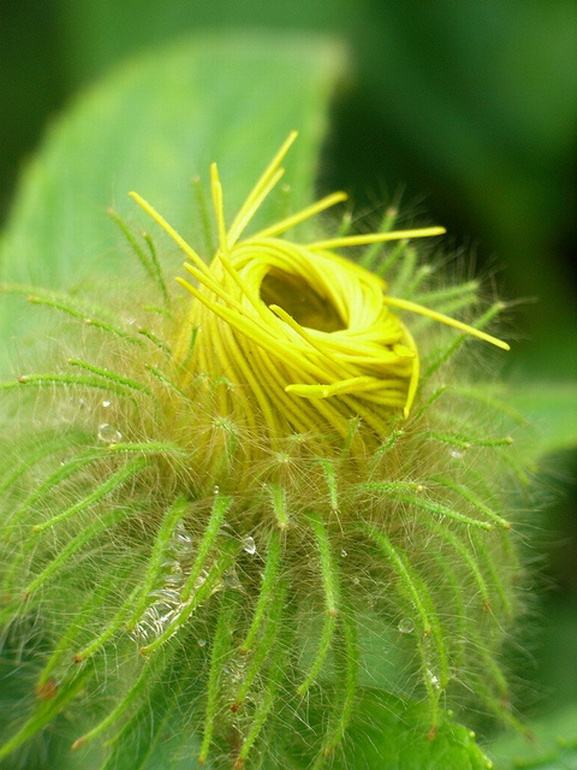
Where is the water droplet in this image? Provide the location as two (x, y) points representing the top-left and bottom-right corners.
(340, 548), (348, 558)
(174, 525), (193, 547)
(194, 569), (209, 590)
(242, 536), (257, 556)
(151, 588), (180, 603)
(197, 638), (206, 648)
(209, 579), (223, 598)
(97, 423), (122, 444)
(213, 485), (220, 496)
(426, 668), (440, 689)
(165, 570), (183, 586)
(101, 399), (112, 409)
(449, 448), (464, 460)
(224, 658), (247, 684)
(398, 617), (415, 634)
(224, 568), (242, 591)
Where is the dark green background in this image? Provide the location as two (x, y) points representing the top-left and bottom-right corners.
(2, 0), (576, 748)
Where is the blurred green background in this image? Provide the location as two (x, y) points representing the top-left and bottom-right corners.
(2, 0), (576, 756)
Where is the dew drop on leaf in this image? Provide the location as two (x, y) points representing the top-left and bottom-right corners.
(242, 536), (257, 555)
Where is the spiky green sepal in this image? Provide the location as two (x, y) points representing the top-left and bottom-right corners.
(0, 203), (529, 769)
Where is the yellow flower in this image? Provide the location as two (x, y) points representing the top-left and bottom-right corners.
(130, 131), (508, 448)
(0, 130), (521, 770)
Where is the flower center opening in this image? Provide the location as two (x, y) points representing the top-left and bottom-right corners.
(259, 268), (346, 333)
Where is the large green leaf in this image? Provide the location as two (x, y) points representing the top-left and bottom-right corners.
(509, 384), (577, 456)
(0, 32), (344, 369)
(342, 690), (491, 770)
(454, 382), (577, 459)
(487, 704), (577, 770)
(279, 688), (491, 770)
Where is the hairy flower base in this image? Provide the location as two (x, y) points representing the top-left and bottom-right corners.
(0, 137), (526, 769)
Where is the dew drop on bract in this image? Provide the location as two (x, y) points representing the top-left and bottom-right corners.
(174, 523), (193, 549)
(97, 423), (122, 444)
(165, 570), (183, 586)
(209, 579), (223, 598)
(398, 617), (415, 634)
(341, 548), (348, 558)
(197, 638), (206, 648)
(101, 400), (112, 409)
(194, 569), (209, 590)
(426, 668), (440, 689)
(151, 588), (180, 603)
(224, 658), (246, 684)
(242, 536), (257, 555)
(449, 447), (464, 460)
(224, 567), (242, 590)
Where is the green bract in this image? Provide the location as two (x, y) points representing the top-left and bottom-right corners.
(0, 34), (539, 770)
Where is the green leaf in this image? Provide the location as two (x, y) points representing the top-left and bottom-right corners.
(508, 383), (577, 456)
(453, 382), (577, 459)
(0, 32), (344, 370)
(342, 690), (491, 770)
(280, 688), (491, 770)
(95, 661), (204, 770)
(487, 704), (577, 770)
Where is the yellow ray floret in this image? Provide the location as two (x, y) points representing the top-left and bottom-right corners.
(129, 132), (509, 444)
